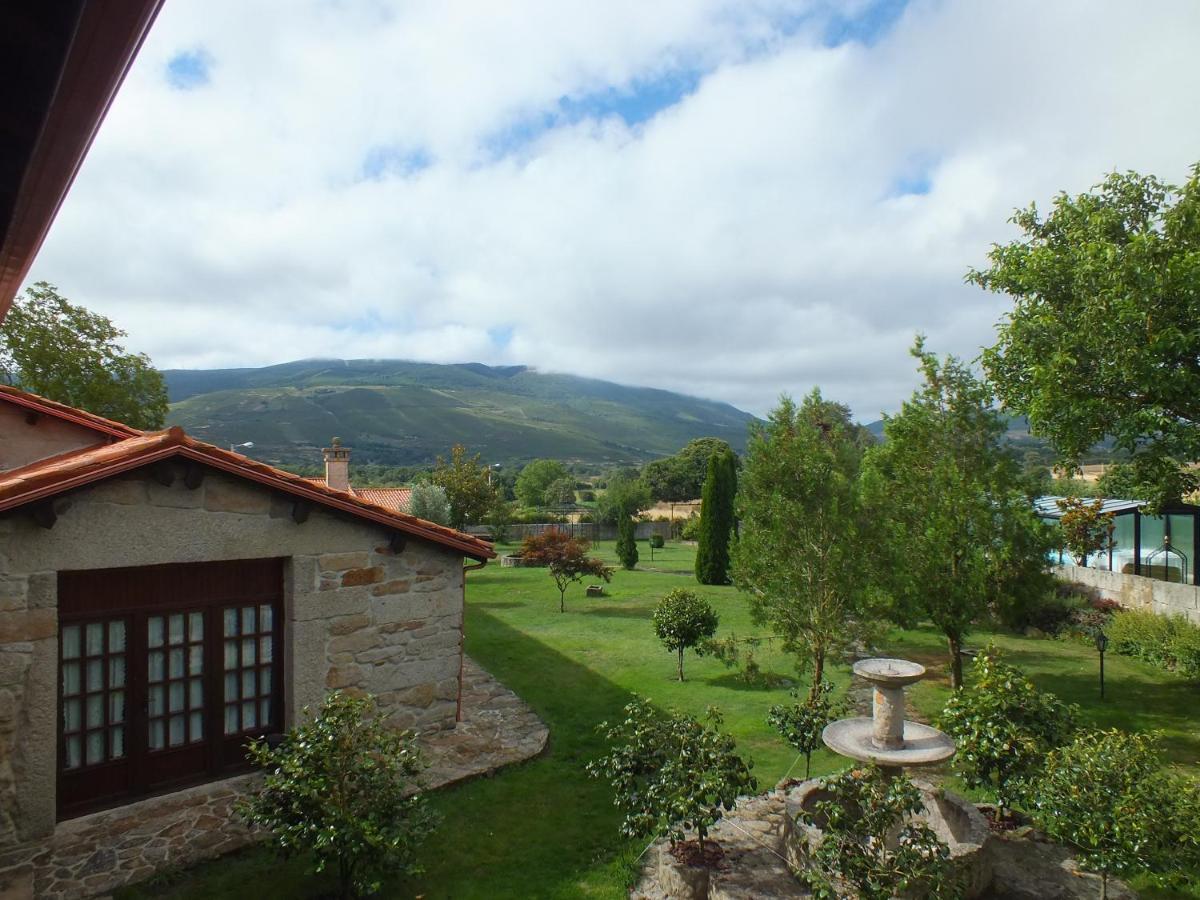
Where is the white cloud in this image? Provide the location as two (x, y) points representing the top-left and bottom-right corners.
(26, 0), (1200, 420)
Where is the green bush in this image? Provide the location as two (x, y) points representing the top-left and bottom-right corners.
(649, 533), (665, 549)
(767, 679), (842, 780)
(680, 511), (701, 541)
(1108, 608), (1200, 677)
(653, 589), (719, 681)
(615, 515), (639, 570)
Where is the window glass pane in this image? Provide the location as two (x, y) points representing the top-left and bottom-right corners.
(62, 625), (81, 659)
(259, 605), (273, 631)
(169, 682), (185, 713)
(259, 666), (272, 695)
(109, 691), (125, 724)
(224, 672), (238, 701)
(86, 730), (104, 765)
(149, 685), (164, 716)
(109, 656), (126, 689)
(108, 621), (126, 653)
(110, 727), (125, 759)
(63, 698), (80, 731)
(65, 735), (81, 769)
(260, 636), (273, 663)
(224, 705), (239, 735)
(242, 606), (256, 634)
(189, 611), (204, 641)
(148, 651), (165, 682)
(149, 719), (165, 750)
(190, 711), (204, 740)
(1142, 515), (1166, 566)
(242, 638), (256, 666)
(259, 698), (271, 726)
(62, 662), (80, 695)
(242, 670), (256, 699)
(148, 616), (165, 648)
(169, 648), (185, 679)
(86, 694), (104, 728)
(223, 608), (238, 637)
(1113, 514), (1135, 573)
(224, 641), (238, 670)
(242, 701), (257, 729)
(189, 645), (203, 675)
(86, 623), (104, 656)
(169, 614), (184, 645)
(189, 678), (203, 708)
(86, 659), (103, 692)
(1169, 514), (1194, 584)
(169, 715), (185, 747)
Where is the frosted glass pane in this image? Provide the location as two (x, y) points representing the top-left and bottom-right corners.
(169, 614), (184, 645)
(108, 621), (126, 652)
(242, 670), (256, 698)
(190, 711), (204, 740)
(62, 662), (80, 695)
(109, 656), (126, 688)
(65, 735), (81, 769)
(148, 617), (165, 647)
(110, 726), (125, 759)
(224, 641), (238, 670)
(169, 648), (185, 679)
(223, 608), (238, 637)
(86, 694), (103, 728)
(109, 690), (125, 724)
(259, 698), (271, 725)
(260, 636), (273, 663)
(86, 623), (104, 656)
(189, 645), (203, 675)
(189, 678), (203, 708)
(242, 701), (257, 729)
(86, 730), (104, 765)
(86, 659), (103, 691)
(242, 638), (256, 666)
(148, 651), (165, 682)
(224, 672), (238, 701)
(149, 685), (164, 716)
(224, 705), (239, 735)
(242, 606), (256, 634)
(189, 611), (204, 641)
(149, 719), (165, 750)
(169, 682), (184, 713)
(259, 605), (273, 631)
(259, 666), (272, 695)
(62, 625), (81, 659)
(63, 698), (80, 731)
(169, 715), (185, 747)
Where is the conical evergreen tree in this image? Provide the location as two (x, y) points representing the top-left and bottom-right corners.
(695, 448), (736, 584)
(616, 514), (639, 570)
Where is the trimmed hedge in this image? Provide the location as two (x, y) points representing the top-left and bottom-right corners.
(1107, 608), (1200, 677)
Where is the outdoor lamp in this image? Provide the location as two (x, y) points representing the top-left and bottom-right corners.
(1095, 630), (1109, 700)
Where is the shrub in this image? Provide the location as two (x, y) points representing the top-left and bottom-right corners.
(653, 589), (719, 681)
(680, 512), (702, 541)
(799, 766), (954, 900)
(938, 646), (1077, 813)
(587, 697), (757, 855)
(767, 679), (842, 780)
(615, 515), (638, 570)
(1108, 608), (1200, 676)
(649, 534), (665, 549)
(238, 692), (438, 898)
(578, 489), (596, 502)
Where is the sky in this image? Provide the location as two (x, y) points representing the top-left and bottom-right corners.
(26, 0), (1200, 420)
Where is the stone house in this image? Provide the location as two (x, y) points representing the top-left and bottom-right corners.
(0, 385), (494, 897)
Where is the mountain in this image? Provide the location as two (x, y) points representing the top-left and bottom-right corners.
(164, 359), (760, 468)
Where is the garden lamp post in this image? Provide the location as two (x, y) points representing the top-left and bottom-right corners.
(1095, 630), (1109, 700)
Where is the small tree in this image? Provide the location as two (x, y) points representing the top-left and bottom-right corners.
(587, 697), (757, 856)
(767, 679), (841, 780)
(615, 515), (639, 570)
(238, 692), (439, 899)
(486, 498), (515, 543)
(1056, 497), (1115, 567)
(800, 766), (955, 900)
(596, 468), (652, 525)
(431, 444), (498, 529)
(938, 646), (1077, 815)
(514, 459), (570, 508)
(1023, 729), (1198, 899)
(652, 589), (719, 680)
(408, 481), (451, 526)
(696, 448), (737, 585)
(521, 529), (612, 611)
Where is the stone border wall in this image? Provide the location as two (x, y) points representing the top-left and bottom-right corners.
(1055, 564), (1200, 624)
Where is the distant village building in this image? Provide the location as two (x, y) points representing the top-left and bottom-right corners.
(0, 386), (492, 897)
(306, 438), (412, 514)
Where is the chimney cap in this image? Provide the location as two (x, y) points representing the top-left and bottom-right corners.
(331, 436), (342, 447)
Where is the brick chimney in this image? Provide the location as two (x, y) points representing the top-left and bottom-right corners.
(323, 437), (351, 492)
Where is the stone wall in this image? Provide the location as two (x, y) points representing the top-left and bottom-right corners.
(1055, 564), (1200, 624)
(0, 462), (467, 898)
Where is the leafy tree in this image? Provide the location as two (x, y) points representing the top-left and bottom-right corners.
(642, 455), (693, 520)
(1095, 462), (1141, 500)
(767, 679), (841, 780)
(652, 589), (719, 680)
(938, 646), (1077, 815)
(798, 765), (955, 900)
(514, 459), (570, 508)
(695, 448), (736, 585)
(431, 444), (498, 529)
(587, 697), (757, 856)
(970, 165), (1200, 511)
(238, 692), (438, 899)
(408, 481), (451, 526)
(545, 475), (577, 506)
(486, 498), (515, 543)
(596, 468), (651, 525)
(1023, 729), (1200, 899)
(732, 391), (876, 694)
(861, 340), (1049, 689)
(521, 529), (611, 611)
(1056, 497), (1115, 567)
(0, 281), (168, 429)
(615, 514), (639, 570)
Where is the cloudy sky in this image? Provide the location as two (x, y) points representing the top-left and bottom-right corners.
(26, 0), (1200, 419)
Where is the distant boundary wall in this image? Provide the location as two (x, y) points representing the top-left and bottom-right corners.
(467, 522), (673, 542)
(1055, 564), (1200, 625)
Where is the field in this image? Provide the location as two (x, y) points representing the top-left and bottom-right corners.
(121, 541), (1200, 899)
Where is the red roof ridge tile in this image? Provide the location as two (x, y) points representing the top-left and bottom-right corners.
(0, 384), (143, 438)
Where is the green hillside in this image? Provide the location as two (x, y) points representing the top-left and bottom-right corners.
(164, 359), (758, 468)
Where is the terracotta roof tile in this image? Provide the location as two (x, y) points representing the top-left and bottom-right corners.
(351, 487), (411, 513)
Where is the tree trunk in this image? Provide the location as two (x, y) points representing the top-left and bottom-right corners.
(805, 751), (812, 780)
(809, 651), (825, 702)
(678, 647), (685, 681)
(1101, 871), (1108, 900)
(948, 633), (964, 690)
(560, 588), (566, 613)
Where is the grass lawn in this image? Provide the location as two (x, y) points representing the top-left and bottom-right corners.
(120, 540), (1200, 899)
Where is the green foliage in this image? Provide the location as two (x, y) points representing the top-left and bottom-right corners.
(515, 459), (571, 508)
(680, 511), (702, 541)
(486, 499), (515, 543)
(237, 692), (438, 898)
(431, 444), (499, 529)
(1095, 463), (1142, 500)
(938, 646), (1078, 812)
(615, 516), (639, 570)
(643, 438), (735, 505)
(652, 589), (719, 681)
(695, 448), (736, 585)
(1, 282), (168, 429)
(732, 390), (877, 688)
(767, 679), (841, 780)
(799, 766), (956, 900)
(521, 530), (612, 611)
(1023, 729), (1200, 896)
(596, 469), (652, 525)
(546, 475), (578, 505)
(587, 697), (757, 851)
(861, 339), (1051, 689)
(649, 533), (665, 549)
(1107, 608), (1200, 677)
(1055, 497), (1115, 567)
(408, 481), (451, 525)
(971, 165), (1200, 511)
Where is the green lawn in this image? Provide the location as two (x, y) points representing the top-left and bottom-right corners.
(121, 540), (1200, 899)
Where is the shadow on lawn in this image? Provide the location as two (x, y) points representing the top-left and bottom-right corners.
(471, 600), (524, 610)
(581, 603), (656, 619)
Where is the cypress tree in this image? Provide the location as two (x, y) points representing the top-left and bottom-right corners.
(616, 515), (639, 570)
(695, 449), (736, 585)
